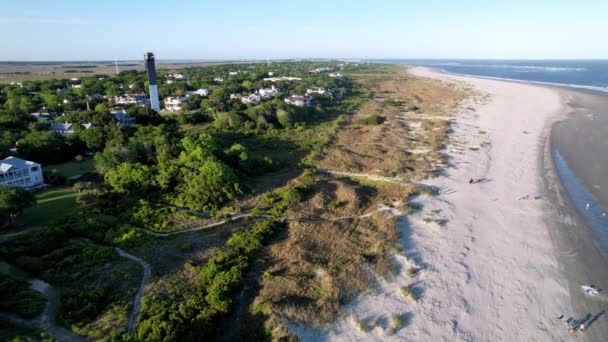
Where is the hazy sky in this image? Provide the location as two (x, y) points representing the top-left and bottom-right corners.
(1, 0), (607, 61)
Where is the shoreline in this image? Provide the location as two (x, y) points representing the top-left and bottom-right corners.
(292, 66), (608, 340)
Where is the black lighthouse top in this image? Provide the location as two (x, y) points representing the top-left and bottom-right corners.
(144, 52), (157, 85)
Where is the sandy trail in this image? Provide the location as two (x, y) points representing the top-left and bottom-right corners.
(116, 248), (151, 334)
(292, 67), (573, 341)
(0, 278), (83, 342)
(140, 213), (271, 237)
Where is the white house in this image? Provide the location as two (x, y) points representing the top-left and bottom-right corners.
(170, 73), (187, 80)
(328, 72), (343, 78)
(214, 77), (224, 82)
(0, 157), (44, 189)
(165, 79), (176, 85)
(51, 123), (75, 136)
(311, 67), (335, 73)
(229, 71), (239, 76)
(258, 85), (279, 98)
(186, 88), (209, 97)
(111, 94), (150, 106)
(306, 87), (331, 96)
(241, 93), (261, 105)
(284, 94), (312, 107)
(164, 96), (187, 112)
(72, 84), (83, 89)
(263, 76), (302, 82)
(82, 122), (95, 130)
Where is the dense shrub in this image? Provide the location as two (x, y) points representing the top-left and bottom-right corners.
(357, 114), (386, 125)
(137, 219), (282, 341)
(0, 274), (46, 319)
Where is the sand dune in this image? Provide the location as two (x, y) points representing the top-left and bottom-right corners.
(292, 67), (577, 341)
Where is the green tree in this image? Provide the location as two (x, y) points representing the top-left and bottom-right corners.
(17, 131), (73, 164)
(0, 186), (36, 226)
(104, 162), (153, 195)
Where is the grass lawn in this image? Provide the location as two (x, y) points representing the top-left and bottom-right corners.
(21, 187), (78, 227)
(47, 158), (95, 178)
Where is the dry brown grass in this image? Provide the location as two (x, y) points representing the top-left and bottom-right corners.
(246, 65), (474, 336)
(315, 66), (471, 179)
(250, 176), (415, 326)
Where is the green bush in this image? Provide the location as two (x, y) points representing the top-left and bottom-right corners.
(179, 242), (193, 253)
(0, 274), (46, 319)
(357, 114), (386, 125)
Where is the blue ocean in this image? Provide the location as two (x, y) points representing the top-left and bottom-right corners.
(374, 59), (608, 92)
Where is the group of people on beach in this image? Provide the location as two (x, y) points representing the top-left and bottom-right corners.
(558, 285), (601, 334)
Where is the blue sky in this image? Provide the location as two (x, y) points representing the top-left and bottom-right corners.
(1, 0), (607, 61)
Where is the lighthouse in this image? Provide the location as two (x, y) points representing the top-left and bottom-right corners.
(144, 52), (160, 113)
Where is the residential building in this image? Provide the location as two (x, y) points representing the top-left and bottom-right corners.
(164, 96), (187, 112)
(110, 107), (135, 126)
(306, 87), (331, 96)
(213, 77), (224, 82)
(241, 93), (261, 105)
(328, 72), (343, 78)
(258, 85), (279, 98)
(72, 84), (83, 89)
(170, 73), (187, 80)
(310, 67), (335, 73)
(230, 94), (242, 100)
(0, 157), (44, 189)
(165, 79), (176, 85)
(263, 76), (302, 82)
(110, 94), (150, 106)
(31, 107), (56, 121)
(51, 122), (75, 136)
(82, 122), (95, 130)
(229, 71), (239, 76)
(284, 94), (312, 107)
(186, 88), (209, 97)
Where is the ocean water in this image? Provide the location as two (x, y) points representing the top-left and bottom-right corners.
(375, 59), (608, 92)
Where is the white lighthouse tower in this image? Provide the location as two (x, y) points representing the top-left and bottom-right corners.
(144, 52), (160, 113)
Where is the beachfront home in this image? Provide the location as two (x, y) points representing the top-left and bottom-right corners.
(164, 96), (187, 112)
(284, 94), (312, 107)
(259, 85), (279, 98)
(110, 94), (150, 106)
(0, 156), (44, 189)
(51, 122), (75, 136)
(186, 88), (209, 97)
(241, 93), (261, 105)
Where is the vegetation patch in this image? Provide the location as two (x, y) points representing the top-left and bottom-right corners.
(0, 273), (46, 319)
(357, 114), (386, 125)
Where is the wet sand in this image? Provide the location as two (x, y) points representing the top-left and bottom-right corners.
(542, 88), (608, 341)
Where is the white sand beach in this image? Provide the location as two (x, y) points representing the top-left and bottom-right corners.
(292, 67), (576, 341)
